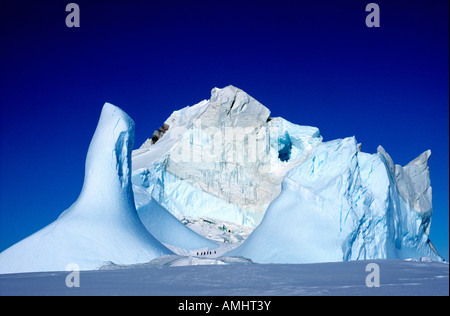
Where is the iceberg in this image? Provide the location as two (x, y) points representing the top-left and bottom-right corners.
(132, 86), (322, 227)
(131, 85), (442, 264)
(0, 86), (442, 272)
(228, 138), (443, 263)
(0, 103), (172, 273)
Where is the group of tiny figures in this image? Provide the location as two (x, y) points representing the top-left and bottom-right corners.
(196, 250), (217, 256)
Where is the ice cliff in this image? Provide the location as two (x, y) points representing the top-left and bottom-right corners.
(228, 138), (442, 263)
(132, 86), (322, 226)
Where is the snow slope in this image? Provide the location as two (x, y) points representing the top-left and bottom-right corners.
(134, 195), (219, 251)
(0, 103), (172, 274)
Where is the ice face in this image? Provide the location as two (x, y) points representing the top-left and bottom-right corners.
(132, 86), (322, 227)
(350, 147), (438, 261)
(227, 137), (363, 263)
(228, 138), (443, 263)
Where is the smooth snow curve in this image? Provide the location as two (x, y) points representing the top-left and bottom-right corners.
(0, 103), (172, 274)
(133, 194), (219, 251)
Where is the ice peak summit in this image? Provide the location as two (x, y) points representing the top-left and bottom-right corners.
(133, 86), (322, 226)
(201, 85), (271, 128)
(80, 102), (136, 210)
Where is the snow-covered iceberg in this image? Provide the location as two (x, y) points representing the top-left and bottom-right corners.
(0, 86), (443, 273)
(0, 103), (173, 273)
(132, 85), (442, 264)
(228, 138), (443, 263)
(132, 86), (322, 227)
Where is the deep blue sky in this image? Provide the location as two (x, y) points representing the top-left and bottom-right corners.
(0, 0), (448, 259)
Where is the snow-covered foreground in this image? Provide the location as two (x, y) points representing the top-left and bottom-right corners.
(0, 260), (447, 296)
